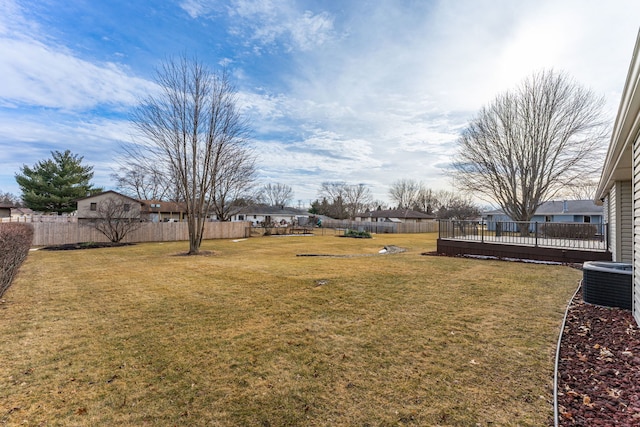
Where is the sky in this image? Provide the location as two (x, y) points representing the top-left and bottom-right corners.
(1, 0), (639, 207)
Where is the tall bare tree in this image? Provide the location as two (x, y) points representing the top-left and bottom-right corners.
(434, 191), (480, 220)
(255, 183), (294, 207)
(316, 182), (373, 219)
(413, 187), (439, 214)
(209, 146), (256, 221)
(111, 166), (172, 201)
(343, 183), (373, 219)
(452, 70), (606, 226)
(129, 56), (254, 254)
(388, 179), (422, 209)
(558, 179), (599, 201)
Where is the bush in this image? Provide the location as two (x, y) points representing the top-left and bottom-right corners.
(344, 229), (372, 238)
(540, 223), (598, 239)
(0, 223), (34, 297)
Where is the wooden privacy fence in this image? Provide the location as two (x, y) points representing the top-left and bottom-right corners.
(28, 221), (251, 246)
(321, 220), (438, 234)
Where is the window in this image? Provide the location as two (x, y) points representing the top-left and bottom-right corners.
(584, 216), (591, 223)
(238, 215), (244, 220)
(124, 204), (130, 212)
(545, 216), (552, 222)
(90, 202), (97, 211)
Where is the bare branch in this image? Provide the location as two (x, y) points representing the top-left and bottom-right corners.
(84, 196), (143, 243)
(255, 183), (294, 207)
(452, 69), (607, 222)
(127, 56), (255, 254)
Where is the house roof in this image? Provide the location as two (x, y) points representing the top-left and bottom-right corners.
(484, 200), (603, 217)
(140, 200), (186, 213)
(0, 203), (13, 209)
(356, 209), (435, 220)
(535, 200), (603, 215)
(11, 207), (34, 215)
(75, 190), (141, 204)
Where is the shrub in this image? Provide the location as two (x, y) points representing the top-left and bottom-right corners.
(344, 229), (372, 238)
(0, 223), (34, 297)
(540, 223), (598, 239)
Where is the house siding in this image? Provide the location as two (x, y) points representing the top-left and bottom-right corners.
(609, 185), (618, 261)
(620, 180), (633, 264)
(77, 192), (141, 221)
(634, 138), (640, 324)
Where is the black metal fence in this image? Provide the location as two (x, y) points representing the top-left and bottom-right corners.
(439, 220), (608, 251)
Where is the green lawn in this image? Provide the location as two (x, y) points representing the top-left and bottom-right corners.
(0, 233), (579, 426)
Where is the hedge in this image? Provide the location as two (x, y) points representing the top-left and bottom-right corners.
(0, 223), (34, 297)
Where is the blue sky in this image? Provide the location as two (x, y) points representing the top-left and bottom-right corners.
(1, 0), (639, 206)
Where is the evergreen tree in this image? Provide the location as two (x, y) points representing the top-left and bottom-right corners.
(15, 150), (102, 213)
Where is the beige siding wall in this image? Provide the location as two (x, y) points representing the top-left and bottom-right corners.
(635, 136), (640, 324)
(30, 221), (251, 246)
(77, 193), (141, 220)
(620, 180), (633, 263)
(609, 186), (618, 261)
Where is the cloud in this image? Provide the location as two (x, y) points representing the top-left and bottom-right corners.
(180, 0), (335, 52)
(0, 1), (155, 111)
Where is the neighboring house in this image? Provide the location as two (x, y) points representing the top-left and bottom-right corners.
(76, 191), (142, 223)
(11, 207), (35, 221)
(596, 31), (639, 322)
(355, 209), (436, 223)
(140, 200), (186, 222)
(230, 205), (310, 226)
(484, 200), (604, 226)
(0, 203), (12, 219)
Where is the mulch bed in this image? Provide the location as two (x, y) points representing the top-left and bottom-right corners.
(557, 288), (640, 426)
(41, 242), (134, 251)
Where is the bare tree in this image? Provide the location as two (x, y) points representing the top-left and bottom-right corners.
(388, 179), (422, 209)
(86, 196), (143, 243)
(452, 69), (606, 228)
(111, 166), (172, 201)
(128, 56), (254, 254)
(0, 191), (21, 207)
(209, 146), (256, 221)
(413, 187), (439, 214)
(316, 182), (373, 220)
(255, 183), (294, 207)
(558, 179), (599, 201)
(435, 193), (481, 220)
(343, 183), (373, 219)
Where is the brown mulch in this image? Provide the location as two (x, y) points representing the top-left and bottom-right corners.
(41, 242), (134, 250)
(557, 288), (640, 426)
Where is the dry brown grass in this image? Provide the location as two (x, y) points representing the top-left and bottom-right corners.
(1, 233), (579, 426)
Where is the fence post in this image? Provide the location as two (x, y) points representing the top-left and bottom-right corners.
(481, 221), (484, 243)
(534, 222), (538, 247)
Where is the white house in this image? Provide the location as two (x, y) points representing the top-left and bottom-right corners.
(355, 209), (436, 224)
(230, 205), (310, 226)
(596, 30), (640, 323)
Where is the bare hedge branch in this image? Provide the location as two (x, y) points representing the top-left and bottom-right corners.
(84, 196), (143, 243)
(0, 223), (33, 297)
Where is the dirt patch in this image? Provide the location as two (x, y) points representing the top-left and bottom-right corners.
(297, 245), (406, 258)
(41, 242), (135, 251)
(172, 250), (216, 257)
